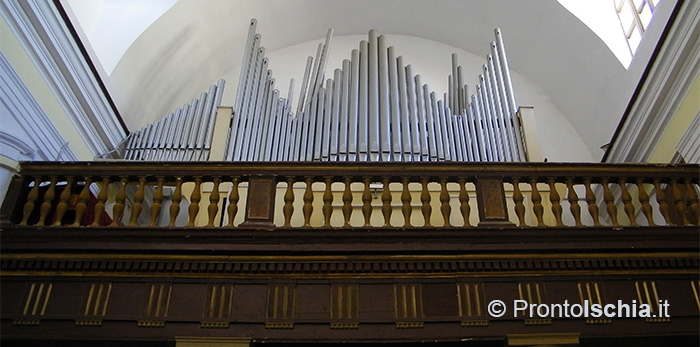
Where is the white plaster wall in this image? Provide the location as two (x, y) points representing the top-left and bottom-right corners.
(0, 156), (19, 204)
(102, 0), (678, 164)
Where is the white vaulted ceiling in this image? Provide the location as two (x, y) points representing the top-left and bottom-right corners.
(61, 0), (679, 162)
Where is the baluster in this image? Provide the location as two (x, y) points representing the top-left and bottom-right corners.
(187, 177), (202, 227)
(323, 177), (333, 227)
(685, 180), (699, 225)
(149, 177), (164, 227)
(129, 176), (146, 226)
(530, 178), (545, 227)
(548, 178), (564, 227)
(110, 177), (128, 226)
(420, 177), (432, 227)
(401, 177), (412, 227)
(169, 177), (183, 227)
(53, 176), (73, 226)
(381, 177), (392, 226)
(342, 177), (353, 228)
(20, 177), (42, 226)
(439, 178), (451, 227)
(91, 177), (110, 227)
(653, 179), (672, 225)
(566, 178), (583, 227)
(36, 176), (57, 226)
(636, 178), (655, 226)
(362, 177), (373, 227)
(584, 178), (601, 226)
(619, 178), (638, 226)
(671, 178), (689, 225)
(511, 177), (526, 226)
(601, 178), (619, 227)
(303, 177), (314, 227)
(459, 178), (472, 227)
(227, 177), (241, 227)
(72, 177), (91, 226)
(282, 177), (294, 228)
(207, 177), (221, 227)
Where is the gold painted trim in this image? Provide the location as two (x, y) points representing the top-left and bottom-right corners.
(84, 283), (96, 316)
(691, 280), (700, 312)
(137, 320), (166, 327)
(2, 269), (698, 280)
(524, 318), (552, 326)
(264, 322), (294, 329)
(12, 319), (40, 326)
(461, 319), (488, 327)
(395, 321), (424, 329)
(22, 283), (35, 315)
(75, 319), (102, 326)
(330, 322), (359, 329)
(200, 321), (230, 329)
(2, 252), (697, 262)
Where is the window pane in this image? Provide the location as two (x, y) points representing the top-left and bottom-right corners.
(615, 0), (626, 10)
(639, 4), (653, 28)
(632, 0), (645, 11)
(629, 27), (642, 52)
(626, 22), (637, 38)
(618, 1), (634, 27)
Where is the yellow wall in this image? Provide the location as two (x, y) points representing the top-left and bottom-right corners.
(648, 71), (700, 162)
(0, 15), (93, 160)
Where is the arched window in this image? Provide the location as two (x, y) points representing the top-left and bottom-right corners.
(615, 0), (660, 54)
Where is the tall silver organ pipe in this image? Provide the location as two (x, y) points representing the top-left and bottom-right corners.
(123, 79), (225, 161)
(226, 20), (525, 162)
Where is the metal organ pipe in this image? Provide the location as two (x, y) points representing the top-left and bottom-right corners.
(368, 30), (380, 161)
(377, 34), (391, 161)
(322, 78), (334, 161)
(330, 67), (343, 161)
(396, 56), (412, 162)
(495, 28), (526, 161)
(387, 46), (402, 162)
(346, 48), (360, 162)
(123, 79), (224, 162)
(125, 22), (525, 164)
(95, 20), (532, 165)
(338, 60), (351, 160)
(357, 40), (369, 162)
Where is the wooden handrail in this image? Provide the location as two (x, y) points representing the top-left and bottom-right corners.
(2, 161), (698, 229)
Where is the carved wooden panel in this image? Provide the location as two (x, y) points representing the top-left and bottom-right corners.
(295, 284), (330, 320)
(243, 177), (277, 226)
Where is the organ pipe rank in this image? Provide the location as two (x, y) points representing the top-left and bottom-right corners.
(126, 19), (526, 162)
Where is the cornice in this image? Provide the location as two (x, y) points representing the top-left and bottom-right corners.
(676, 109), (700, 163)
(0, 0), (126, 158)
(0, 51), (77, 161)
(2, 251), (697, 279)
(605, 0), (700, 163)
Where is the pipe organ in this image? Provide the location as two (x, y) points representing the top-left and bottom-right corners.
(123, 79), (225, 161)
(226, 19), (526, 162)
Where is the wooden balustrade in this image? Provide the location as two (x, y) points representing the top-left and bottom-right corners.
(1, 161), (698, 229)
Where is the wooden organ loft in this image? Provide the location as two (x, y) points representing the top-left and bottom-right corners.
(1, 19), (699, 347)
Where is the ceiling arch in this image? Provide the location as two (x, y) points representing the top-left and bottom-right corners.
(64, 0), (678, 161)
